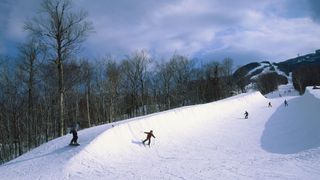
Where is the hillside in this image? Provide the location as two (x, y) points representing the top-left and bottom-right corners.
(276, 50), (320, 75)
(233, 49), (320, 92)
(1, 87), (320, 179)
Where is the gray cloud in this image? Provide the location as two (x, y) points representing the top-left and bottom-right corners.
(1, 0), (320, 65)
(281, 0), (320, 22)
(0, 0), (11, 53)
(81, 0), (270, 60)
(306, 0), (320, 22)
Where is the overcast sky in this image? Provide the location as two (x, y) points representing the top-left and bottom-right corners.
(1, 0), (320, 66)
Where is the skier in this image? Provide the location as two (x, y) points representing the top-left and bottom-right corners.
(268, 102), (272, 107)
(142, 130), (156, 146)
(284, 99), (288, 107)
(244, 111), (249, 119)
(69, 123), (79, 146)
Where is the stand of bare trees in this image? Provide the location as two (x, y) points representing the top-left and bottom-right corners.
(254, 72), (288, 94)
(292, 65), (320, 94)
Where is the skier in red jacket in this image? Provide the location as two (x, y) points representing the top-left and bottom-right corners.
(143, 130), (156, 146)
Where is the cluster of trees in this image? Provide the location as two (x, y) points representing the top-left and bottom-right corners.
(0, 0), (242, 163)
(292, 65), (320, 94)
(254, 73), (288, 94)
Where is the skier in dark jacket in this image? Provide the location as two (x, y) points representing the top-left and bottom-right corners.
(244, 111), (249, 119)
(268, 102), (272, 107)
(69, 123), (79, 145)
(143, 130), (155, 146)
(284, 99), (288, 107)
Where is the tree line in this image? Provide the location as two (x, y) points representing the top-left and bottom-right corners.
(292, 64), (320, 94)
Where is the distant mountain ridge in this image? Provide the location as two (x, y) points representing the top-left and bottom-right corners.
(233, 49), (320, 91)
(276, 49), (320, 75)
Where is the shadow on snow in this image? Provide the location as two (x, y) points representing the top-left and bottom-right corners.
(261, 93), (320, 154)
(1, 146), (73, 167)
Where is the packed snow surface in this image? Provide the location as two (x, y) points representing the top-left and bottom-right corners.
(1, 88), (320, 179)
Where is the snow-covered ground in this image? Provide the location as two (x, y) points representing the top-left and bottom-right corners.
(265, 83), (299, 99)
(1, 88), (320, 179)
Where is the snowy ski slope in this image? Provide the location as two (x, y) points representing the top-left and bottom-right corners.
(1, 87), (320, 179)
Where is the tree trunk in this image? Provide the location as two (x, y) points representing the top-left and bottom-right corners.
(109, 98), (113, 123)
(58, 61), (65, 136)
(27, 59), (34, 150)
(86, 84), (91, 127)
(141, 80), (146, 115)
(75, 92), (79, 123)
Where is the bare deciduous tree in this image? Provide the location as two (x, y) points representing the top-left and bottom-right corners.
(18, 38), (46, 149)
(156, 60), (175, 109)
(105, 58), (121, 122)
(121, 50), (151, 116)
(25, 0), (93, 136)
(80, 60), (93, 127)
(170, 54), (194, 106)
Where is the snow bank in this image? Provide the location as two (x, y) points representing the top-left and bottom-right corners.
(85, 92), (264, 151)
(65, 91), (267, 179)
(308, 86), (320, 99)
(0, 123), (119, 180)
(261, 87), (320, 154)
